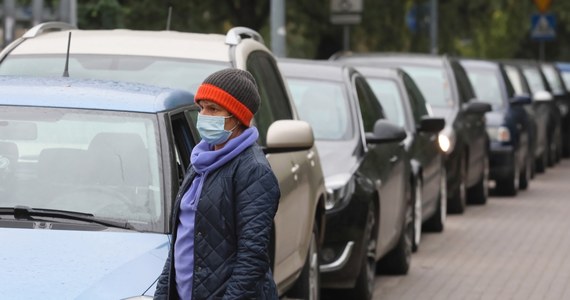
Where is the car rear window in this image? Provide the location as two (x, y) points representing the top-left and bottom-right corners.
(399, 65), (454, 107)
(0, 54), (228, 94)
(286, 78), (353, 140)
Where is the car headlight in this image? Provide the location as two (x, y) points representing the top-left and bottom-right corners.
(487, 126), (510, 142)
(438, 128), (455, 154)
(325, 173), (355, 211)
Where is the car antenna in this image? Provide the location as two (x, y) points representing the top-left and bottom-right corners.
(166, 6), (172, 31)
(62, 32), (72, 77)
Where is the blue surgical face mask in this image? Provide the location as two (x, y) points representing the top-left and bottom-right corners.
(196, 114), (237, 145)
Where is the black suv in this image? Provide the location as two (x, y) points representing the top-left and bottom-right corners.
(334, 53), (491, 214)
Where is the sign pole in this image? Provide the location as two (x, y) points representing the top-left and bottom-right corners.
(540, 41), (545, 62)
(343, 25), (350, 51)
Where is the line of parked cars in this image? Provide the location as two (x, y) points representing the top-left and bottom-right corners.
(0, 23), (568, 300)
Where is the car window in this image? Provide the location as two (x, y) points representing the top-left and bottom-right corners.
(522, 67), (546, 94)
(561, 71), (570, 90)
(170, 111), (198, 184)
(499, 65), (516, 98)
(366, 78), (406, 128)
(0, 106), (164, 232)
(246, 51), (293, 146)
(286, 78), (353, 140)
(400, 65), (454, 107)
(451, 60), (476, 103)
(0, 54), (228, 93)
(464, 67), (505, 107)
(402, 73), (430, 124)
(355, 76), (384, 133)
(541, 65), (564, 94)
(504, 65), (527, 95)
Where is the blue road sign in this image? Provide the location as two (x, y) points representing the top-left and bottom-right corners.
(531, 13), (556, 41)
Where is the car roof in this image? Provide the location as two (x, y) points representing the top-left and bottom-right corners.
(460, 58), (500, 70)
(277, 58), (350, 82)
(7, 29), (230, 62)
(333, 52), (446, 68)
(556, 62), (570, 72)
(0, 76), (195, 113)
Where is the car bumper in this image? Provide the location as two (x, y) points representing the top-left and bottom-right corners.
(489, 143), (515, 181)
(319, 195), (369, 289)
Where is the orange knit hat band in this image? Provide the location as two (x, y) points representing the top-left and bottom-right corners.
(195, 83), (254, 127)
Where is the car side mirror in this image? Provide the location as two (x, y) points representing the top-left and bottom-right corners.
(417, 116), (445, 133)
(365, 119), (407, 144)
(533, 90), (553, 102)
(462, 101), (492, 114)
(509, 94), (532, 105)
(265, 120), (314, 154)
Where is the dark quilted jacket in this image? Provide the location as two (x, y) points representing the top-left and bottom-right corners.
(154, 144), (280, 300)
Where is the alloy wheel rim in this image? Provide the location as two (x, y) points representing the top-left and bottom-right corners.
(309, 234), (319, 299)
(365, 209), (377, 294)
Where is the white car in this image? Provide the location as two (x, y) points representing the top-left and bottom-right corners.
(0, 22), (326, 299)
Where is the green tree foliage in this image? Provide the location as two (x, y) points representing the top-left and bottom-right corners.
(72, 0), (569, 61)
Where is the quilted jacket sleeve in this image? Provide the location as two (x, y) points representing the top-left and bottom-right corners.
(223, 155), (280, 299)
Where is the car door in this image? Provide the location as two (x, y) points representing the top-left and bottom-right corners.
(353, 74), (407, 252)
(402, 73), (442, 207)
(245, 51), (312, 285)
(450, 60), (487, 186)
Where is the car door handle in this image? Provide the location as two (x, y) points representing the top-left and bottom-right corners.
(389, 156), (398, 163)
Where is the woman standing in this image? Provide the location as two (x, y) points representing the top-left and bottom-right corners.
(154, 68), (280, 300)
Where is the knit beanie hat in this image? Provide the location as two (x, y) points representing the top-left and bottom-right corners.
(194, 68), (261, 127)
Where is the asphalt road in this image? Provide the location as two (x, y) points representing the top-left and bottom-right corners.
(373, 159), (570, 300)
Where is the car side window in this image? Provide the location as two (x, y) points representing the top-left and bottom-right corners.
(402, 72), (429, 124)
(246, 51), (293, 146)
(170, 111), (197, 184)
(451, 60), (476, 103)
(355, 76), (384, 133)
(499, 66), (516, 98)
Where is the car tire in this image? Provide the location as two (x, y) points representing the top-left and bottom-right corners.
(447, 156), (467, 214)
(377, 189), (412, 275)
(286, 222), (320, 300)
(536, 149), (547, 173)
(424, 168), (446, 232)
(519, 153), (531, 190)
(496, 155), (519, 196)
(467, 153), (489, 205)
(412, 178), (422, 252)
(337, 202), (377, 300)
(548, 137), (557, 167)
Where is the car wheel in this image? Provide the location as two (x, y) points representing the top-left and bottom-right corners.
(447, 155), (467, 214)
(377, 188), (412, 275)
(535, 148), (547, 173)
(412, 178), (422, 252)
(287, 222), (320, 300)
(519, 152), (531, 190)
(467, 153), (489, 205)
(424, 167), (446, 232)
(341, 202), (377, 300)
(496, 155), (518, 196)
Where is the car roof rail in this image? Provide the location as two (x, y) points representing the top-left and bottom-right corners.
(225, 27), (264, 46)
(22, 22), (76, 38)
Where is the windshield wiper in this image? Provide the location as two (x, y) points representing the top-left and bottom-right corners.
(0, 206), (133, 230)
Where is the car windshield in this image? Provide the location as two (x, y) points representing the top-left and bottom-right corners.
(0, 54), (228, 94)
(464, 67), (505, 107)
(541, 65), (564, 94)
(286, 78), (353, 140)
(0, 106), (164, 232)
(366, 78), (406, 127)
(522, 67), (546, 94)
(399, 65), (454, 107)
